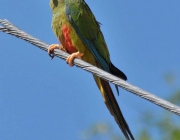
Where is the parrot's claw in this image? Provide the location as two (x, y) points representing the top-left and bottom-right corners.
(49, 53), (55, 60)
(66, 51), (84, 67)
(48, 44), (66, 60)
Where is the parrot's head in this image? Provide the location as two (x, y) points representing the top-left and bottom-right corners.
(50, 0), (64, 11)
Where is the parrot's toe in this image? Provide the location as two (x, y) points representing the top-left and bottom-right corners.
(48, 44), (59, 59)
(66, 51), (84, 67)
(48, 44), (66, 60)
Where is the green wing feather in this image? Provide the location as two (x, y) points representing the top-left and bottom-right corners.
(65, 0), (111, 71)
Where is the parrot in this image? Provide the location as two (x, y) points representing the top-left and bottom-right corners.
(48, 0), (134, 139)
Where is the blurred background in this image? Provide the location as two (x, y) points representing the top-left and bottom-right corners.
(0, 0), (180, 140)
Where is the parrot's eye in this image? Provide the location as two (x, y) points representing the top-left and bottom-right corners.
(52, 0), (58, 7)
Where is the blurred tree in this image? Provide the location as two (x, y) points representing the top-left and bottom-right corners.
(81, 73), (180, 140)
(81, 122), (124, 140)
(138, 72), (180, 140)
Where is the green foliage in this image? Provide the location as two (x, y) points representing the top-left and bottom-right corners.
(81, 73), (180, 140)
(138, 73), (180, 140)
(138, 130), (151, 140)
(81, 122), (124, 140)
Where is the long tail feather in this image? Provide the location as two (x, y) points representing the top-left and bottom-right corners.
(93, 75), (134, 140)
(110, 62), (127, 96)
(110, 63), (127, 80)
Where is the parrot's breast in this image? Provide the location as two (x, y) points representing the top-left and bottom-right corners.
(61, 24), (77, 54)
(51, 7), (95, 64)
(51, 7), (78, 54)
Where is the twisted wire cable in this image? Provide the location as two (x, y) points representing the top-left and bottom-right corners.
(1, 19), (180, 116)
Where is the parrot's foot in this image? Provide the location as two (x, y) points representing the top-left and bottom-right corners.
(66, 51), (84, 67)
(48, 44), (66, 60)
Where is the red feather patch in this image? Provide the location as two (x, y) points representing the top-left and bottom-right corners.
(62, 24), (77, 54)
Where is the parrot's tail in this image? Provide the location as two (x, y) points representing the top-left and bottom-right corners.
(110, 62), (127, 95)
(93, 75), (134, 140)
(110, 63), (127, 81)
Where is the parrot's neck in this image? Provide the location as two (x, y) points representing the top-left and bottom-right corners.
(50, 0), (65, 14)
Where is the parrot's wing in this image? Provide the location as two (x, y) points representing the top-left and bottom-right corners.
(65, 1), (110, 71)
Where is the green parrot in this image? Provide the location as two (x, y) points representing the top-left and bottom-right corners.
(48, 0), (134, 139)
